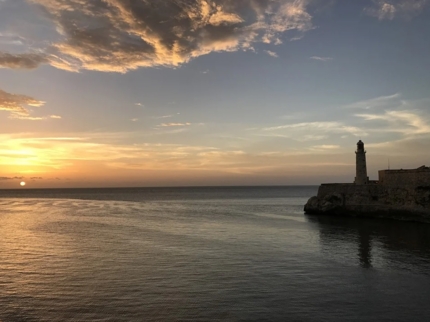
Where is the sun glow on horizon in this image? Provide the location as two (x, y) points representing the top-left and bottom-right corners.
(20, 181), (26, 186)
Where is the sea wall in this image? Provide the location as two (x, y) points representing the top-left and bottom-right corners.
(304, 183), (430, 223)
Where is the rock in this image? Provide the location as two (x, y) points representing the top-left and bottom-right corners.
(321, 193), (343, 212)
(304, 196), (319, 214)
(304, 193), (344, 214)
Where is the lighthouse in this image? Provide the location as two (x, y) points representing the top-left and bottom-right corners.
(354, 140), (369, 185)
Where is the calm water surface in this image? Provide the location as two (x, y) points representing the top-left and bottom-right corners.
(0, 186), (429, 321)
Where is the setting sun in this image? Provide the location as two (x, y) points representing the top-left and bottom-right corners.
(20, 181), (26, 187)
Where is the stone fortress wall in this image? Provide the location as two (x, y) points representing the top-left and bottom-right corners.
(318, 183), (380, 200)
(378, 166), (430, 187)
(318, 166), (430, 198)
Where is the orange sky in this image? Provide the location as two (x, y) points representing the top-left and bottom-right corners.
(1, 1), (430, 188)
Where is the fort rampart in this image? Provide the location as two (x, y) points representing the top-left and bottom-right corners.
(379, 167), (430, 187)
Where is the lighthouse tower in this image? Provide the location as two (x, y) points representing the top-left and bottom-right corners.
(354, 140), (369, 185)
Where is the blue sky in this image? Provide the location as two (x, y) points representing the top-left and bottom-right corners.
(0, 0), (429, 188)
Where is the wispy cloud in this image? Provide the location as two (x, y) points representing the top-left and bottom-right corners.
(0, 132), (220, 172)
(299, 135), (328, 142)
(310, 56), (332, 62)
(263, 121), (365, 137)
(6, 128), (429, 185)
(265, 50), (279, 58)
(0, 88), (45, 118)
(310, 145), (341, 150)
(9, 115), (45, 121)
(365, 0), (428, 20)
(356, 110), (430, 135)
(0, 131), (356, 183)
(31, 137), (86, 141)
(0, 88), (62, 120)
(154, 114), (177, 119)
(0, 0), (314, 73)
(160, 123), (191, 127)
(344, 93), (400, 110)
(290, 35), (305, 41)
(0, 33), (26, 46)
(9, 113), (61, 121)
(0, 52), (48, 69)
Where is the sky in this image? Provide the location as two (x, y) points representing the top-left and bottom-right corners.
(1, 0), (430, 188)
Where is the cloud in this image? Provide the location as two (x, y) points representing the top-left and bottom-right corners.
(356, 110), (430, 135)
(263, 121), (365, 137)
(20, 0), (313, 72)
(310, 145), (340, 150)
(160, 123), (192, 127)
(1, 129), (427, 184)
(345, 94), (430, 136)
(0, 132), (221, 172)
(154, 114), (175, 119)
(370, 2), (397, 19)
(0, 33), (26, 46)
(9, 115), (45, 121)
(290, 35), (304, 41)
(0, 176), (25, 181)
(0, 88), (61, 120)
(310, 56), (332, 62)
(365, 0), (428, 20)
(265, 50), (279, 58)
(344, 93), (400, 110)
(8, 114), (62, 121)
(365, 136), (430, 157)
(0, 52), (48, 69)
(0, 88), (45, 117)
(341, 95), (430, 141)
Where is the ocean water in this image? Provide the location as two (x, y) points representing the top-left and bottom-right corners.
(0, 186), (429, 321)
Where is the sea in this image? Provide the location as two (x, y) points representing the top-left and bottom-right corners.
(0, 186), (429, 322)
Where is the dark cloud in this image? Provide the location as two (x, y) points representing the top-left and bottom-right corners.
(0, 52), (48, 69)
(30, 177), (43, 180)
(0, 176), (25, 181)
(0, 88), (45, 118)
(27, 0), (313, 72)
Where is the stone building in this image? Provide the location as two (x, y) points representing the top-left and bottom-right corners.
(378, 166), (430, 187)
